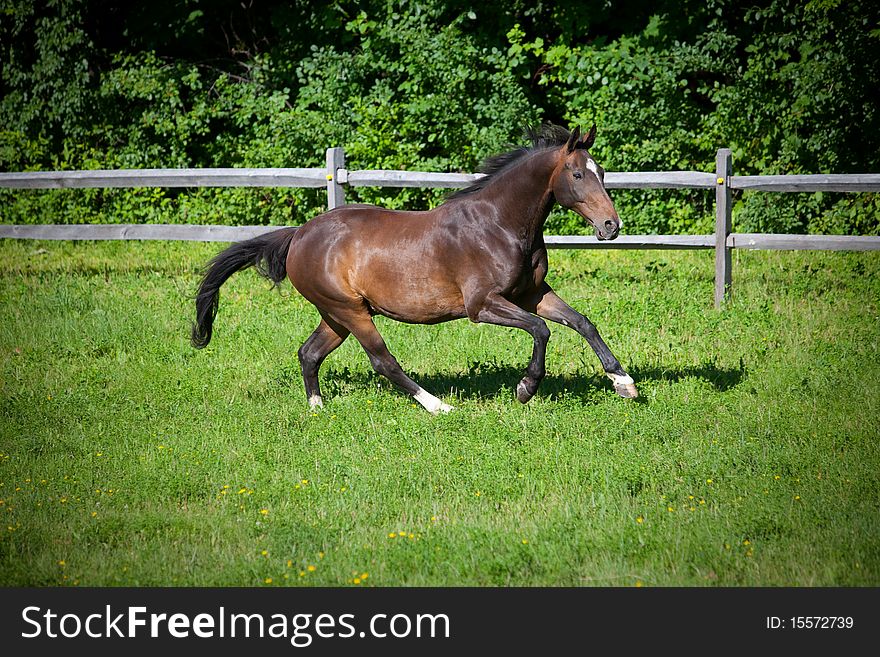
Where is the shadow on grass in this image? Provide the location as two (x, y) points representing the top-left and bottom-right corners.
(628, 361), (746, 392)
(322, 360), (746, 403)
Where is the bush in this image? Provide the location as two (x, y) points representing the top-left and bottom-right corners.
(1, 0), (877, 235)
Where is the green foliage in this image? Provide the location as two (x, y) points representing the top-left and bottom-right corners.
(290, 7), (538, 209)
(536, 0), (880, 234)
(1, 0), (878, 234)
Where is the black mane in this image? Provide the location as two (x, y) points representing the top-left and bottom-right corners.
(447, 124), (575, 200)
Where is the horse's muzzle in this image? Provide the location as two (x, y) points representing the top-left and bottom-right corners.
(595, 219), (620, 241)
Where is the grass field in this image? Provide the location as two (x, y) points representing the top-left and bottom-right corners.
(0, 238), (878, 587)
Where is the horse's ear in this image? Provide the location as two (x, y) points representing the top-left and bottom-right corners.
(580, 123), (597, 150)
(566, 126), (581, 153)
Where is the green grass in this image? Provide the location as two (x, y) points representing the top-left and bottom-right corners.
(0, 239), (878, 587)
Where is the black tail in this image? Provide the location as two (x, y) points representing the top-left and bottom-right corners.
(191, 227), (297, 349)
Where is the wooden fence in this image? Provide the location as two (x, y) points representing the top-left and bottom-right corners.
(1, 147), (878, 307)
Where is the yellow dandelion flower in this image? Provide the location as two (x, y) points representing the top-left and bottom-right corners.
(91, 512), (97, 518)
(287, 560), (293, 568)
(237, 488), (246, 494)
(261, 550), (268, 556)
(361, 572), (369, 579)
(408, 533), (414, 539)
(260, 509), (269, 515)
(521, 539), (529, 544)
(743, 539), (750, 546)
(299, 571), (305, 577)
(307, 565), (316, 572)
(794, 495), (801, 501)
(264, 578), (272, 584)
(398, 531), (406, 537)
(636, 516), (644, 524)
(388, 533), (396, 539)
(58, 560), (66, 567)
(301, 479), (308, 485)
(475, 491), (481, 497)
(318, 552), (325, 559)
(353, 578), (361, 584)
(634, 580), (643, 588)
(667, 506), (675, 512)
(706, 478), (713, 484)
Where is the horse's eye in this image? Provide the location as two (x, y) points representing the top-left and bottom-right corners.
(573, 171), (583, 180)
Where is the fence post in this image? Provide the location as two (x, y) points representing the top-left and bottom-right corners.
(714, 148), (732, 308)
(325, 147), (346, 210)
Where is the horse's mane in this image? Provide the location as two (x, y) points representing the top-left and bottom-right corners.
(447, 124), (575, 200)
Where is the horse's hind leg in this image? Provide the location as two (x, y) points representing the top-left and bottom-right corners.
(526, 285), (638, 398)
(340, 313), (452, 414)
(298, 317), (349, 408)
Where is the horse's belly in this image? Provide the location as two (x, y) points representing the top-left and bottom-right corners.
(364, 282), (467, 324)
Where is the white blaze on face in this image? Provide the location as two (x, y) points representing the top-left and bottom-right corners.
(414, 387), (453, 414)
(585, 157), (600, 179)
(586, 157), (621, 228)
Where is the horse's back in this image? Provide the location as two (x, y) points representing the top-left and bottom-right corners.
(286, 205), (467, 323)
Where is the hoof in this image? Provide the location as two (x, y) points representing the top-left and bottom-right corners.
(426, 402), (454, 416)
(614, 382), (639, 399)
(516, 380), (535, 404)
(606, 372), (638, 399)
(308, 395), (324, 409)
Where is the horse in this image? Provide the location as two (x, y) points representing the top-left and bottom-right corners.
(191, 124), (638, 413)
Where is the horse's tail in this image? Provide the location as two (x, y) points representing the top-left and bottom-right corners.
(191, 227), (297, 349)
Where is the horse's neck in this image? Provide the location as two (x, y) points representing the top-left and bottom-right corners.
(480, 150), (556, 245)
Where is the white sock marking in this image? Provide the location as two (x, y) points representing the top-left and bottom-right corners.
(606, 372), (634, 386)
(308, 395), (323, 409)
(414, 388), (453, 414)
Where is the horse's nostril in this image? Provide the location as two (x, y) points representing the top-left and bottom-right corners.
(604, 220), (616, 232)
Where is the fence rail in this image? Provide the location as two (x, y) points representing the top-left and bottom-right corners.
(0, 168), (328, 189)
(1, 148), (879, 307)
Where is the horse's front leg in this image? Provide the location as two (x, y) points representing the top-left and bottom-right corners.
(524, 284), (638, 398)
(468, 292), (551, 403)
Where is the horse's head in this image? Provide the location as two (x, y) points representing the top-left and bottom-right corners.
(551, 125), (620, 240)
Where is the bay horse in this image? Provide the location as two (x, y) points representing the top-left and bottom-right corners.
(191, 124), (638, 413)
